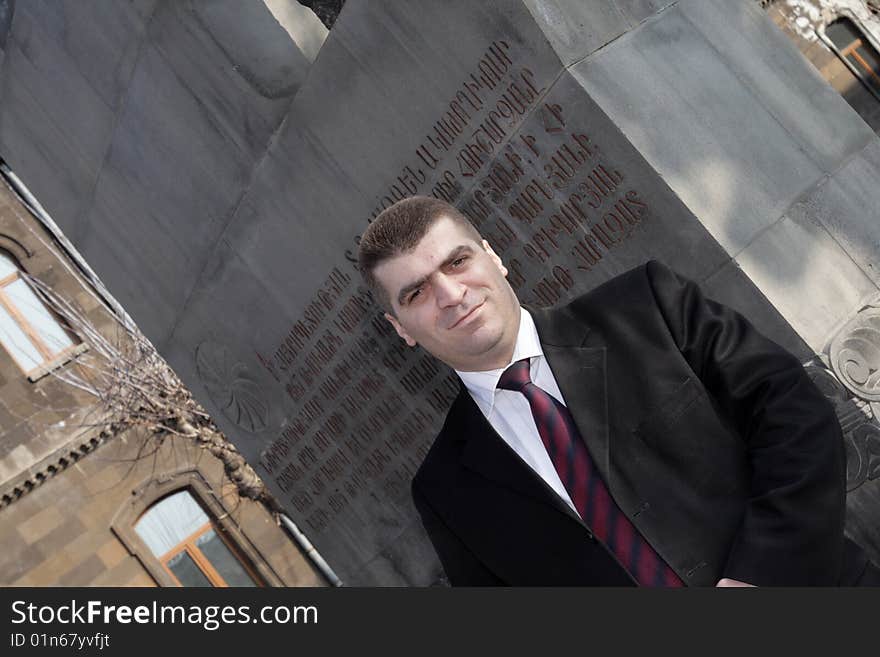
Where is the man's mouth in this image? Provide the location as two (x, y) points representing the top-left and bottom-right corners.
(449, 302), (484, 329)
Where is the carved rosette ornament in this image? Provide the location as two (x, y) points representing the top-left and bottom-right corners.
(195, 341), (269, 434)
(846, 422), (880, 491)
(828, 308), (880, 403)
(805, 362), (880, 492)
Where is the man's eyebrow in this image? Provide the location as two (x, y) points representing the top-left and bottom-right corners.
(396, 244), (474, 305)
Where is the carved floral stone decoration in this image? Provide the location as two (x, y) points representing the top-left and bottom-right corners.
(829, 308), (880, 403)
(805, 362), (880, 491)
(195, 341), (269, 434)
(810, 304), (880, 492)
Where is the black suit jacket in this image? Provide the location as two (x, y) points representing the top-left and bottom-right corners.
(412, 260), (867, 586)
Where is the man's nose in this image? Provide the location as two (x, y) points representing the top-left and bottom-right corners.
(434, 273), (466, 307)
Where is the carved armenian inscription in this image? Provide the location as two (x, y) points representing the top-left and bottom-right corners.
(458, 101), (651, 307)
(256, 41), (652, 540)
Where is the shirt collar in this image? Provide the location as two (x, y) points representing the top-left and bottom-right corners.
(456, 307), (543, 416)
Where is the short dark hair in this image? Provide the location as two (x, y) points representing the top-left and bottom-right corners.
(358, 196), (482, 311)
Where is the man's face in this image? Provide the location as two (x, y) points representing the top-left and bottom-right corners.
(374, 217), (521, 372)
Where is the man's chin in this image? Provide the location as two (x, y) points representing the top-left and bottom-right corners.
(457, 335), (512, 370)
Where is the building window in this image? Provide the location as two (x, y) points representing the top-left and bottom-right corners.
(134, 489), (260, 587)
(825, 16), (880, 98)
(0, 249), (77, 375)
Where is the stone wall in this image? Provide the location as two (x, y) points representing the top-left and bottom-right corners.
(0, 429), (324, 586)
(0, 180), (113, 495)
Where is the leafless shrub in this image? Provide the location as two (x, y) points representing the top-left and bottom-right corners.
(24, 273), (278, 511)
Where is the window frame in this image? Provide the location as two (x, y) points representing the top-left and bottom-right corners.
(819, 11), (880, 103)
(111, 469), (283, 587)
(0, 267), (80, 374)
(153, 516), (263, 588)
(0, 247), (84, 380)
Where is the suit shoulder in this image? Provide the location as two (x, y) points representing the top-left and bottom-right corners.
(561, 260), (656, 316)
(563, 259), (694, 311)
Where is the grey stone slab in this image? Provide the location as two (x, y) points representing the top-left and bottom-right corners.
(354, 521), (444, 586)
(106, 41), (254, 208)
(162, 243), (306, 466)
(375, 520), (450, 586)
(572, 3), (824, 255)
(452, 64), (733, 302)
(614, 0), (675, 27)
(130, 0), (160, 23)
(0, 44), (96, 239)
(0, 0), (12, 54)
(146, 1), (305, 162)
(7, 9), (118, 172)
(846, 483), (880, 566)
(263, 0), (328, 62)
(218, 135), (376, 308)
(188, 0), (313, 93)
(786, 140), (880, 288)
(288, 0), (563, 200)
(15, 0), (149, 112)
(78, 41), (256, 344)
(702, 258), (812, 361)
(75, 180), (185, 347)
(735, 213), (878, 352)
(678, 0), (875, 175)
(520, 0), (629, 66)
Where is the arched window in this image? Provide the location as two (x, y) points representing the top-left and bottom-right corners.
(134, 489), (260, 587)
(0, 249), (76, 375)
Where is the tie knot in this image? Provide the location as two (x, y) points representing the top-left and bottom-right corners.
(497, 358), (532, 392)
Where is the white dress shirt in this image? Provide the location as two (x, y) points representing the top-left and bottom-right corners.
(456, 307), (578, 513)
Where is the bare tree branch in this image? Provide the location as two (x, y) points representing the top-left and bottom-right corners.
(23, 273), (279, 512)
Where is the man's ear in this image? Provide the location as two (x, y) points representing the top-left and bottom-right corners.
(384, 312), (417, 347)
(482, 239), (508, 277)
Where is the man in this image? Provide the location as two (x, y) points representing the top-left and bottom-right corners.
(358, 195), (874, 586)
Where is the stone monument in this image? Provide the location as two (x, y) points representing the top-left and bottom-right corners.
(1, 0), (879, 584)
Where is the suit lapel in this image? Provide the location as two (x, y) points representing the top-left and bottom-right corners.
(541, 343), (612, 480)
(456, 389), (583, 525)
(455, 302), (618, 526)
(529, 305), (615, 492)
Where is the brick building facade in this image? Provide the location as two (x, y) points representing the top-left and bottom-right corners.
(0, 174), (324, 587)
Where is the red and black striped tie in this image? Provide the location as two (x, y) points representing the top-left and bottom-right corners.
(498, 358), (683, 587)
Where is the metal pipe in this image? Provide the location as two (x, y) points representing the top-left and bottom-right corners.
(279, 512), (343, 586)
